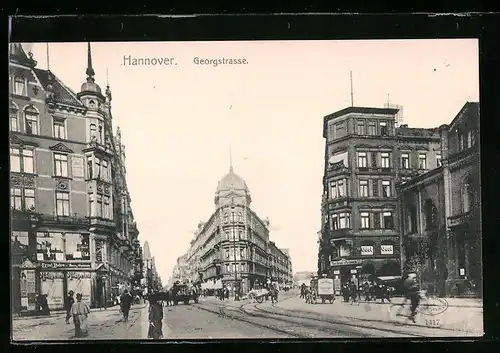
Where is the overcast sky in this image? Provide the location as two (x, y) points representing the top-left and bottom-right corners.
(27, 39), (479, 281)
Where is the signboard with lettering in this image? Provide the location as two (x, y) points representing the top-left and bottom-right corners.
(317, 278), (334, 295)
(72, 155), (85, 178)
(381, 245), (394, 255)
(67, 271), (92, 304)
(41, 262), (92, 269)
(361, 246), (374, 256)
(330, 259), (363, 267)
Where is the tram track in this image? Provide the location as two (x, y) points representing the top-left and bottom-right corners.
(194, 298), (425, 338)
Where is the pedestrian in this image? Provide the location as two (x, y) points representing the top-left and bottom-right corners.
(70, 293), (90, 338)
(404, 273), (421, 323)
(148, 294), (163, 339)
(349, 281), (358, 305)
(65, 291), (75, 324)
(40, 294), (50, 315)
(120, 289), (133, 322)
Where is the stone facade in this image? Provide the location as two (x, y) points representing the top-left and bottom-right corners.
(175, 165), (293, 295)
(318, 106), (442, 291)
(397, 102), (480, 297)
(9, 43), (143, 312)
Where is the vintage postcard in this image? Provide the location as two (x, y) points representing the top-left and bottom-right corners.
(9, 39), (482, 340)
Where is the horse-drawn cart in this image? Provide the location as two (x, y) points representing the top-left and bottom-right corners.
(310, 277), (335, 304)
(247, 288), (269, 303)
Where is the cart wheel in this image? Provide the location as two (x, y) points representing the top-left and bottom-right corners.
(256, 296), (263, 303)
(330, 299), (334, 304)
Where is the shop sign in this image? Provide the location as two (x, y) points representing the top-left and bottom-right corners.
(361, 246), (374, 256)
(330, 259), (362, 266)
(40, 262), (92, 269)
(67, 271), (92, 280)
(381, 245), (394, 255)
(40, 271), (64, 280)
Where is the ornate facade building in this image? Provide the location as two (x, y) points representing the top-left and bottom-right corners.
(397, 102), (480, 297)
(9, 43), (143, 313)
(177, 163), (293, 295)
(318, 106), (442, 291)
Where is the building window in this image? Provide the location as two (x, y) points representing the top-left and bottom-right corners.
(418, 153), (427, 170)
(361, 245), (374, 256)
(55, 191), (70, 216)
(89, 193), (95, 217)
(331, 179), (347, 199)
(401, 153), (410, 169)
(103, 195), (110, 219)
(339, 212), (350, 229)
(224, 231), (229, 240)
(53, 118), (66, 139)
(382, 180), (391, 197)
(368, 121), (376, 135)
(11, 148), (34, 174)
(381, 244), (394, 255)
(102, 159), (109, 181)
(225, 263), (230, 273)
(467, 130), (476, 148)
(372, 179), (379, 197)
(381, 152), (390, 168)
(230, 212), (236, 223)
(240, 247), (245, 259)
(24, 107), (39, 135)
(11, 231), (29, 253)
(335, 122), (346, 139)
(65, 233), (91, 260)
(24, 188), (35, 211)
(360, 212), (370, 229)
(357, 120), (365, 135)
(458, 131), (465, 152)
(357, 152), (367, 168)
(436, 153), (442, 167)
(380, 121), (388, 136)
(14, 76), (27, 96)
(54, 153), (69, 177)
(383, 211), (394, 229)
(36, 232), (65, 261)
(10, 111), (18, 132)
(359, 180), (368, 197)
(90, 124), (97, 141)
(10, 187), (22, 210)
(237, 212), (243, 222)
(331, 214), (339, 230)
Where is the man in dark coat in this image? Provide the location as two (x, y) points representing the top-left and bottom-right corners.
(120, 289), (134, 322)
(65, 290), (75, 324)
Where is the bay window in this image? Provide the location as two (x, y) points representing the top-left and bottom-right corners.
(97, 194), (103, 217)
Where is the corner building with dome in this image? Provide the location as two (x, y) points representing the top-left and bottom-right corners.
(181, 164), (293, 295)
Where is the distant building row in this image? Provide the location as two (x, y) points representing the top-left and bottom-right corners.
(318, 102), (480, 297)
(170, 164), (293, 295)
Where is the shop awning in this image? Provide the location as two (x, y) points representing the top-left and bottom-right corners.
(328, 152), (348, 167)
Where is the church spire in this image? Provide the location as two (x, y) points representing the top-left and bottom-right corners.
(86, 42), (95, 83)
(229, 148), (233, 173)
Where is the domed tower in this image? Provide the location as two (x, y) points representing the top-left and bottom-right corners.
(214, 158), (252, 208)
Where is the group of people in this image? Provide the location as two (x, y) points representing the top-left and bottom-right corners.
(64, 291), (91, 338)
(299, 273), (422, 323)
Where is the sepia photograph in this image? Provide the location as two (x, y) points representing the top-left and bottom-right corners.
(9, 38), (482, 341)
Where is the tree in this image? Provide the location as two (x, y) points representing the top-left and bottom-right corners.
(404, 237), (431, 289)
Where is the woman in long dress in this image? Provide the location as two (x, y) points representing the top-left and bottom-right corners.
(147, 294), (164, 339)
(71, 293), (91, 338)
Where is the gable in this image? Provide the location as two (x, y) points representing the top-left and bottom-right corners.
(49, 142), (74, 153)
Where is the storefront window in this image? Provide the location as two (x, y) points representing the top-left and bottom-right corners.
(36, 232), (65, 261)
(65, 233), (90, 260)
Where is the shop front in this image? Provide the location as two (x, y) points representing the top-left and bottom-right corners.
(328, 258), (363, 293)
(38, 261), (93, 310)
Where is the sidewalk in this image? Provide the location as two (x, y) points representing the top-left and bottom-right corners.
(269, 295), (483, 335)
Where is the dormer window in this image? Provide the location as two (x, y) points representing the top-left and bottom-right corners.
(13, 76), (27, 96)
(89, 100), (96, 108)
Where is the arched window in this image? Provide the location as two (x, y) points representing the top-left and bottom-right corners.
(24, 106), (39, 135)
(10, 101), (19, 132)
(13, 76), (26, 96)
(424, 199), (438, 230)
(462, 178), (475, 213)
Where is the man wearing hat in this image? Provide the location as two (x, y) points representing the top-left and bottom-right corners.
(64, 290), (75, 324)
